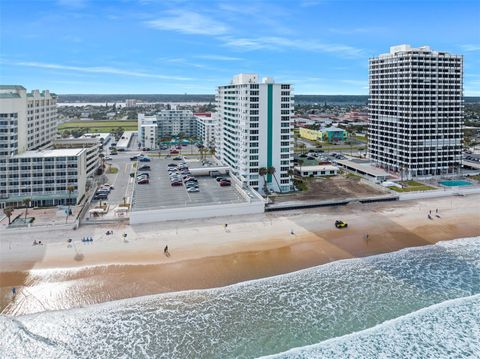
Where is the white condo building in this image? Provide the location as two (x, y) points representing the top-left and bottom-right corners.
(195, 114), (216, 148)
(215, 74), (294, 193)
(368, 45), (463, 178)
(138, 110), (197, 149)
(0, 86), (100, 208)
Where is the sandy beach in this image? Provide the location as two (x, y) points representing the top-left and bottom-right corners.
(1, 195), (479, 316)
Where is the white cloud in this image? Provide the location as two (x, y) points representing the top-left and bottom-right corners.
(328, 27), (383, 35)
(146, 11), (227, 35)
(461, 44), (480, 52)
(6, 61), (192, 81)
(195, 55), (242, 61)
(221, 36), (364, 57)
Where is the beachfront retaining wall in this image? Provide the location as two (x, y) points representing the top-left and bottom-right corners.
(130, 201), (265, 224)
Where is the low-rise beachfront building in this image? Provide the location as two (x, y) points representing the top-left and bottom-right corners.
(299, 126), (348, 142)
(299, 127), (322, 141)
(0, 85), (101, 209)
(1, 148), (91, 208)
(294, 164), (338, 177)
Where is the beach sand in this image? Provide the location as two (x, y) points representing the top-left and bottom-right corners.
(1, 195), (479, 315)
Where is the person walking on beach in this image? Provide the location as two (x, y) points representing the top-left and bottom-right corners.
(436, 208), (439, 214)
(290, 229), (295, 236)
(164, 245), (168, 254)
(364, 233), (369, 242)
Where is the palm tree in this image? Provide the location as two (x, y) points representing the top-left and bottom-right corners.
(267, 167), (282, 193)
(258, 167), (268, 195)
(3, 207), (13, 225)
(299, 143), (307, 155)
(298, 159), (305, 176)
(66, 185), (75, 223)
(22, 198), (31, 221)
(209, 146), (216, 158)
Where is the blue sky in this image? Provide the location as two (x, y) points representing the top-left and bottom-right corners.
(1, 0), (479, 95)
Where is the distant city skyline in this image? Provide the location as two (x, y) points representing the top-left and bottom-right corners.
(0, 0), (479, 95)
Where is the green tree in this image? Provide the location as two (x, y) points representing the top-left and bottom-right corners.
(3, 207), (13, 225)
(258, 167), (268, 195)
(22, 198), (31, 221)
(267, 167), (282, 193)
(298, 159), (304, 176)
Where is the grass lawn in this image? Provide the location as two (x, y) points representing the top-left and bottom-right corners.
(58, 120), (137, 131)
(389, 180), (436, 192)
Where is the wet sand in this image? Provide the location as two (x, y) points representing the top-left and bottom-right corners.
(1, 195), (479, 315)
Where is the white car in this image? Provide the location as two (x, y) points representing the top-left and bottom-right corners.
(105, 156), (113, 161)
(187, 187), (199, 192)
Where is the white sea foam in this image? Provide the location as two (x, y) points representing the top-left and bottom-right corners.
(263, 294), (480, 359)
(1, 236), (479, 359)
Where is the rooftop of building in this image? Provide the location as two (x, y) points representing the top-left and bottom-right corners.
(14, 148), (86, 158)
(294, 165), (338, 171)
(377, 44), (461, 59)
(0, 85), (27, 90)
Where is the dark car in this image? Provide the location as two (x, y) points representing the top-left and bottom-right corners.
(167, 163), (177, 167)
(137, 178), (149, 184)
(130, 156), (138, 161)
(138, 165), (151, 171)
(139, 157), (151, 162)
(219, 181), (231, 187)
(171, 181), (183, 186)
(93, 193), (108, 200)
(173, 156), (183, 160)
(215, 176), (226, 182)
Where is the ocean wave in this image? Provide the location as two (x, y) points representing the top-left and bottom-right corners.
(1, 236), (479, 359)
(263, 294), (480, 359)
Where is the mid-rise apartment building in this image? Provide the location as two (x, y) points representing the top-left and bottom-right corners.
(195, 114), (216, 147)
(0, 85), (100, 208)
(138, 110), (197, 149)
(368, 45), (463, 178)
(215, 74), (294, 193)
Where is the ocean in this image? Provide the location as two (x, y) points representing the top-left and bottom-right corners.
(1, 236), (479, 358)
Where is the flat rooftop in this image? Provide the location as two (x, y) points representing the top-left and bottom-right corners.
(15, 148), (86, 158)
(132, 157), (250, 211)
(335, 159), (390, 178)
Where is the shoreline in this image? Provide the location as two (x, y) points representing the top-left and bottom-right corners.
(1, 195), (480, 316)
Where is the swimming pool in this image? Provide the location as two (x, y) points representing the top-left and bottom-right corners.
(439, 180), (472, 187)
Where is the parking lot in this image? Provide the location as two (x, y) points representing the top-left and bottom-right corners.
(132, 157), (245, 211)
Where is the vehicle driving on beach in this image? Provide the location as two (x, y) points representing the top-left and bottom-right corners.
(335, 220), (348, 228)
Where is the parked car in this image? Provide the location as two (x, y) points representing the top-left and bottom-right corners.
(139, 157), (151, 162)
(219, 180), (231, 187)
(93, 193), (108, 200)
(105, 156), (113, 161)
(167, 163), (178, 167)
(137, 178), (149, 184)
(138, 165), (151, 171)
(187, 187), (199, 192)
(335, 220), (348, 229)
(130, 156), (138, 161)
(172, 156), (183, 160)
(171, 181), (183, 186)
(215, 176), (226, 182)
(170, 150), (179, 154)
(137, 173), (150, 178)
